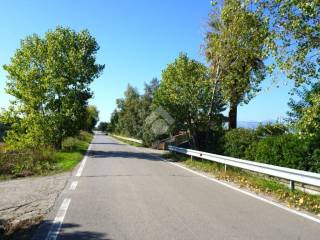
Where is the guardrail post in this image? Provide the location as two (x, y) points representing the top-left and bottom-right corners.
(191, 156), (193, 161)
(289, 180), (295, 191)
(224, 164), (227, 172)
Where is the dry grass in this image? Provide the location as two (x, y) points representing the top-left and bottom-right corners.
(0, 131), (93, 179)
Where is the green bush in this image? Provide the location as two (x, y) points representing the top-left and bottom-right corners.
(309, 148), (320, 173)
(0, 147), (54, 176)
(222, 128), (258, 158)
(0, 123), (6, 142)
(245, 134), (318, 172)
(78, 130), (93, 142)
(0, 131), (93, 178)
(62, 137), (80, 151)
(255, 123), (288, 137)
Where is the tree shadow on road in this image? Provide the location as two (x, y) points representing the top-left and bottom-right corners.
(89, 150), (164, 162)
(1, 219), (112, 240)
(50, 222), (111, 240)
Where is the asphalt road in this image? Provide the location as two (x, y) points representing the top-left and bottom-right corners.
(35, 132), (320, 240)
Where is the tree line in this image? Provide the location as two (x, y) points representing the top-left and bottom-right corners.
(0, 26), (103, 150)
(106, 0), (320, 172)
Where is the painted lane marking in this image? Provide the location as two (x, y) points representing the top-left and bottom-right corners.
(75, 155), (87, 177)
(168, 161), (320, 225)
(69, 181), (78, 190)
(45, 198), (71, 240)
(75, 143), (92, 177)
(111, 136), (320, 225)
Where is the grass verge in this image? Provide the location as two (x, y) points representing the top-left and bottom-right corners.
(0, 131), (93, 179)
(53, 133), (92, 173)
(163, 152), (320, 216)
(110, 134), (143, 147)
(0, 131), (93, 239)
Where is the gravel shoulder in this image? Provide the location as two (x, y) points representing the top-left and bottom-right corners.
(0, 173), (70, 238)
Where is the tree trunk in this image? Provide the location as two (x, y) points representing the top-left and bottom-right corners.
(188, 128), (198, 150)
(228, 102), (237, 130)
(54, 135), (63, 150)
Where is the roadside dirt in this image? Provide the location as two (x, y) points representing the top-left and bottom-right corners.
(0, 173), (69, 239)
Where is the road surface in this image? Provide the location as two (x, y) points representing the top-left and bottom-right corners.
(35, 132), (320, 240)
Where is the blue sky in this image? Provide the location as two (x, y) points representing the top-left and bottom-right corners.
(0, 0), (294, 122)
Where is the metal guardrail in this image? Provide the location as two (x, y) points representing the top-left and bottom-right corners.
(168, 145), (320, 190)
(112, 135), (143, 144)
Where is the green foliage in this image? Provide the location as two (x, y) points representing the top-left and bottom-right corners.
(0, 121), (6, 142)
(0, 147), (55, 177)
(206, 0), (269, 129)
(257, 0), (320, 86)
(255, 122), (288, 137)
(154, 53), (225, 149)
(108, 78), (160, 146)
(0, 131), (92, 178)
(245, 134), (319, 172)
(54, 135), (91, 172)
(61, 137), (80, 151)
(222, 126), (320, 172)
(254, 0), (320, 142)
(222, 128), (258, 158)
(115, 85), (144, 137)
(2, 26), (104, 150)
(108, 110), (119, 133)
(83, 105), (99, 132)
(97, 121), (108, 132)
(141, 127), (168, 147)
(78, 130), (93, 142)
(288, 82), (320, 140)
(310, 149), (320, 173)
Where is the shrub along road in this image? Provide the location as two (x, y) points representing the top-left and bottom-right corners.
(34, 132), (320, 240)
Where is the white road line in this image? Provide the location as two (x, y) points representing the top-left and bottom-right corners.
(168, 161), (320, 225)
(75, 155), (87, 177)
(75, 143), (92, 177)
(109, 136), (320, 224)
(69, 181), (78, 190)
(46, 198), (71, 240)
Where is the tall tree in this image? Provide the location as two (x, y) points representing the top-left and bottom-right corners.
(83, 105), (99, 132)
(257, 0), (320, 86)
(108, 110), (119, 133)
(139, 78), (159, 127)
(97, 121), (108, 132)
(206, 0), (269, 129)
(154, 53), (225, 149)
(143, 78), (159, 101)
(115, 85), (142, 137)
(288, 82), (320, 140)
(109, 79), (160, 140)
(256, 0), (320, 138)
(2, 26), (104, 149)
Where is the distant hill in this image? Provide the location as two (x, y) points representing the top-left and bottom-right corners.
(237, 120), (276, 129)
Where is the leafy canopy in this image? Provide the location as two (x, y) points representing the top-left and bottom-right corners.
(154, 53), (225, 148)
(257, 0), (320, 86)
(206, 0), (269, 129)
(2, 26), (104, 149)
(206, 0), (269, 105)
